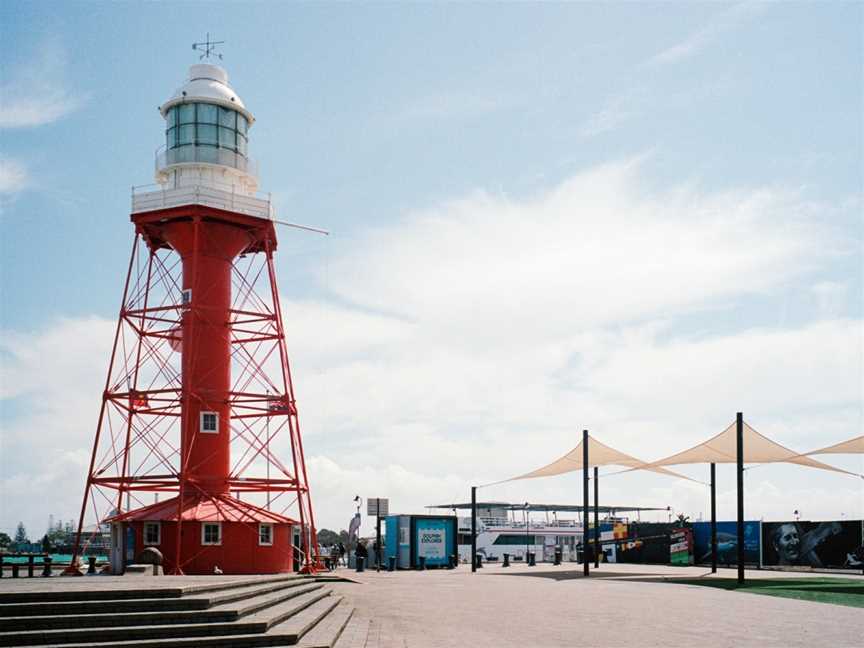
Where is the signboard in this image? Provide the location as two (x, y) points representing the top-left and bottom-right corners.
(692, 521), (761, 565)
(367, 498), (389, 517)
(416, 519), (447, 562)
(669, 529), (691, 566)
(761, 520), (863, 570)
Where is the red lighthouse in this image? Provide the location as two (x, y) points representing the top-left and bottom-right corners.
(69, 59), (320, 574)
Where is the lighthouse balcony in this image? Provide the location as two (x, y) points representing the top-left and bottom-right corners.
(132, 181), (274, 220)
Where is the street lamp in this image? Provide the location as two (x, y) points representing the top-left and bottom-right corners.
(524, 502), (530, 562)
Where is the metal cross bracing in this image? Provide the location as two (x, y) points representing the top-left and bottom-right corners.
(69, 227), (320, 573)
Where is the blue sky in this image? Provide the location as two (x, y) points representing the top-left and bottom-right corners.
(1, 2), (862, 537)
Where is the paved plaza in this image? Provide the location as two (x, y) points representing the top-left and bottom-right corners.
(329, 562), (864, 648)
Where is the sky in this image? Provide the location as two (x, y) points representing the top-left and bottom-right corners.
(1, 2), (862, 541)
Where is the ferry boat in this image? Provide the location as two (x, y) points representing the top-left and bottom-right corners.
(430, 501), (669, 563)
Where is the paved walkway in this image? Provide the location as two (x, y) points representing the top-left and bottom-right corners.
(329, 563), (864, 648)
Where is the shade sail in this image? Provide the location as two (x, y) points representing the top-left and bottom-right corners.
(506, 434), (695, 482)
(803, 435), (864, 456)
(642, 421), (860, 476)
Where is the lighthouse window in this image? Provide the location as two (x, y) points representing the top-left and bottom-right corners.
(178, 124), (195, 146)
(167, 107), (177, 128)
(259, 524), (273, 546)
(202, 523), (222, 546)
(238, 114), (248, 134)
(143, 522), (161, 546)
(219, 127), (236, 151)
(198, 124), (218, 146)
(200, 411), (219, 434)
(237, 134), (247, 156)
(219, 106), (236, 128)
(198, 103), (218, 124)
(178, 103), (195, 125)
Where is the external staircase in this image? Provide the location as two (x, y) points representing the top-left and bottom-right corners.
(0, 574), (370, 647)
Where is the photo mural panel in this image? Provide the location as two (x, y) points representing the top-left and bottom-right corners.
(691, 521), (761, 565)
(760, 520), (863, 570)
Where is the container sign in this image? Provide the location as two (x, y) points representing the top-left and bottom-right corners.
(417, 520), (447, 561)
(367, 498), (389, 517)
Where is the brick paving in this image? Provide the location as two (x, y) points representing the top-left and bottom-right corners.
(327, 563), (864, 648)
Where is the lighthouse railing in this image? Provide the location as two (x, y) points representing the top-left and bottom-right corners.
(132, 181), (274, 220)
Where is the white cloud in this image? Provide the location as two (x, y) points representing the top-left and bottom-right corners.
(643, 2), (769, 68)
(2, 160), (861, 537)
(0, 43), (85, 129)
(0, 156), (28, 195)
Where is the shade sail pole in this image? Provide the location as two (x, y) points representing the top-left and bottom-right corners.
(471, 486), (477, 573)
(594, 466), (599, 568)
(710, 462), (717, 574)
(583, 429), (590, 577)
(736, 412), (745, 585)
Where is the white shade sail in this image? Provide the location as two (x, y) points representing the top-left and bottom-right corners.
(803, 435), (864, 456)
(508, 434), (695, 482)
(642, 421), (860, 476)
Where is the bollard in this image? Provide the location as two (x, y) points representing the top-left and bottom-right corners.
(88, 556), (97, 575)
(0, 555), (3, 578)
(388, 556), (396, 572)
(417, 556), (426, 570)
(356, 556), (365, 573)
(28, 556), (35, 578)
(42, 556), (53, 577)
(554, 549), (562, 566)
(528, 552), (536, 567)
(12, 564), (19, 578)
(474, 553), (483, 569)
(448, 554), (456, 569)
(502, 553), (510, 567)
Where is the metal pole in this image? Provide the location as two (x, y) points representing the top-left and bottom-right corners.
(583, 429), (589, 577)
(376, 514), (382, 572)
(736, 412), (745, 585)
(594, 465), (599, 568)
(471, 486), (477, 573)
(710, 462), (717, 574)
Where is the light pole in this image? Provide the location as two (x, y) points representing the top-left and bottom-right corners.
(524, 503), (530, 563)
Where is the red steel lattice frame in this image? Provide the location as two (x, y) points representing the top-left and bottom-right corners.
(69, 206), (320, 574)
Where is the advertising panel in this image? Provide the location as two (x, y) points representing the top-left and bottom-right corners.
(692, 521), (760, 565)
(414, 519), (449, 566)
(669, 528), (692, 566)
(761, 520), (863, 570)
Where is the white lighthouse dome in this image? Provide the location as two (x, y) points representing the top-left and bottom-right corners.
(160, 64), (254, 124)
(156, 63), (258, 193)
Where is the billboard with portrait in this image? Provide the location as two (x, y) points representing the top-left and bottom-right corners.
(692, 521), (761, 566)
(761, 520), (863, 570)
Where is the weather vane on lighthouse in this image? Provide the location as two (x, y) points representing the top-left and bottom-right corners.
(192, 33), (224, 60)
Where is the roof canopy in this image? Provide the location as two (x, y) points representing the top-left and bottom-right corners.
(502, 434), (695, 483)
(803, 435), (864, 456)
(642, 421), (860, 476)
(108, 492), (296, 525)
(429, 502), (669, 514)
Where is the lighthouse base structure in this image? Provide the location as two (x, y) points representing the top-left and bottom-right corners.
(109, 494), (296, 575)
(69, 203), (321, 575)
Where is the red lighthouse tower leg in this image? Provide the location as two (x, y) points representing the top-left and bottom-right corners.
(68, 204), (320, 575)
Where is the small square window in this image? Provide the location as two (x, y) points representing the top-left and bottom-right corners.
(200, 411), (218, 434)
(202, 522), (221, 546)
(144, 522), (160, 545)
(181, 289), (192, 305)
(259, 524), (273, 546)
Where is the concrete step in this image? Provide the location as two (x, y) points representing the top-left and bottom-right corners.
(0, 588), (331, 646)
(260, 595), (344, 646)
(0, 574), (305, 605)
(0, 577), (312, 618)
(332, 614), (370, 648)
(0, 583), (325, 632)
(296, 601), (354, 648)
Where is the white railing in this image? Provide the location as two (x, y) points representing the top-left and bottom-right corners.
(131, 183), (274, 220)
(155, 145), (259, 178)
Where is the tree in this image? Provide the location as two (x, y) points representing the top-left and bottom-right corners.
(14, 522), (28, 544)
(675, 514), (691, 528)
(317, 528), (340, 546)
(0, 532), (11, 549)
